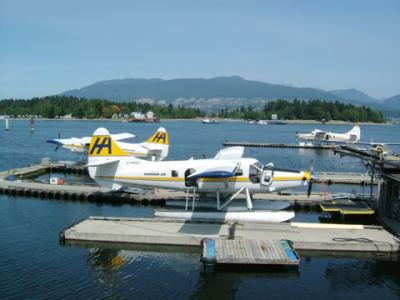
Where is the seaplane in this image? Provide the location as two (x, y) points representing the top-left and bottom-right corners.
(87, 127), (314, 223)
(47, 127), (169, 161)
(296, 124), (361, 145)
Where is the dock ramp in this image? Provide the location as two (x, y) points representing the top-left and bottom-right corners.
(201, 239), (299, 267)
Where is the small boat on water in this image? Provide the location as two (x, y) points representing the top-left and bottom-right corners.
(202, 118), (219, 124)
(267, 119), (287, 125)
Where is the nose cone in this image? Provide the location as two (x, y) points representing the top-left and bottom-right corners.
(303, 171), (312, 181)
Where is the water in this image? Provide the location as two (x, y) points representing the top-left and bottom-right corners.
(1, 120), (400, 299)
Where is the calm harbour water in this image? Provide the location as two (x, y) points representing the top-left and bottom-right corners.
(1, 120), (400, 299)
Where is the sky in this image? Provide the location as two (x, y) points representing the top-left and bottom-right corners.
(0, 0), (399, 99)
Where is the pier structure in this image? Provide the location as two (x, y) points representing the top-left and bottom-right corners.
(61, 216), (400, 253)
(223, 141), (332, 149)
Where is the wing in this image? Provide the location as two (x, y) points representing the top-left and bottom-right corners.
(214, 147), (244, 160)
(110, 133), (135, 141)
(187, 162), (240, 180)
(314, 131), (326, 140)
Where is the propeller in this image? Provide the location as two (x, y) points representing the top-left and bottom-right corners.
(54, 133), (61, 151)
(307, 160), (314, 197)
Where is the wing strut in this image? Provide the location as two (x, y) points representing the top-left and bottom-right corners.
(218, 187), (254, 211)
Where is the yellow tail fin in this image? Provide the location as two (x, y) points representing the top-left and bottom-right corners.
(88, 128), (129, 157)
(146, 127), (169, 145)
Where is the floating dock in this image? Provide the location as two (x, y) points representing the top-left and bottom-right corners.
(320, 199), (375, 216)
(61, 217), (400, 252)
(201, 238), (300, 266)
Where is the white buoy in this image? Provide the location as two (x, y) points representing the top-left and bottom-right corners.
(5, 117), (9, 130)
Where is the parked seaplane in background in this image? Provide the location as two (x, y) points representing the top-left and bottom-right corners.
(47, 127), (169, 161)
(86, 127), (314, 223)
(296, 124), (361, 145)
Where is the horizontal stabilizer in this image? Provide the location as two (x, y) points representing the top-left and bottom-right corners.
(110, 133), (135, 141)
(86, 157), (120, 167)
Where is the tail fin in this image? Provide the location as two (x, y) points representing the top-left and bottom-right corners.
(346, 124), (361, 143)
(146, 127), (169, 145)
(87, 128), (128, 191)
(88, 128), (129, 158)
(142, 127), (169, 160)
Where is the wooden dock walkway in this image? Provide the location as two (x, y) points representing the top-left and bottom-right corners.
(223, 141), (331, 149)
(61, 217), (400, 253)
(201, 238), (300, 266)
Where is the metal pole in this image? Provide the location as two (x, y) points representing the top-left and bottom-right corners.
(370, 161), (375, 200)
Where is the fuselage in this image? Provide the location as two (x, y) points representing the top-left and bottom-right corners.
(296, 127), (360, 143)
(89, 156), (310, 193)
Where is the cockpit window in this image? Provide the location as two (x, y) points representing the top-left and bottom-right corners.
(249, 162), (262, 183)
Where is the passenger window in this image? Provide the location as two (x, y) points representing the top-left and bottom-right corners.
(235, 168), (243, 176)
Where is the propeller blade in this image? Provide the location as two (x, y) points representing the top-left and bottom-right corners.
(58, 132), (61, 139)
(307, 181), (313, 197)
(55, 146), (60, 152)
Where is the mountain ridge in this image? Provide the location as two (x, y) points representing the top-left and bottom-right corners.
(62, 76), (347, 102)
(61, 76), (399, 113)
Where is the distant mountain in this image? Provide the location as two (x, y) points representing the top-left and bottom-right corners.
(382, 94), (400, 110)
(61, 76), (400, 115)
(330, 88), (378, 104)
(62, 76), (346, 104)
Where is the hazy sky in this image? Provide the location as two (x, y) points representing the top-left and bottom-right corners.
(0, 0), (399, 99)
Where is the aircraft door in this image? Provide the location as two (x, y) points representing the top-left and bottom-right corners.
(184, 168), (198, 187)
(260, 164), (274, 186)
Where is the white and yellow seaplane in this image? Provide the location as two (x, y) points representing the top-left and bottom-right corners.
(296, 124), (361, 145)
(47, 127), (169, 161)
(87, 128), (313, 223)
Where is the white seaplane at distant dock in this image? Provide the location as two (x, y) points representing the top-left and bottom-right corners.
(47, 127), (169, 161)
(296, 124), (400, 155)
(86, 127), (314, 223)
(296, 124), (361, 145)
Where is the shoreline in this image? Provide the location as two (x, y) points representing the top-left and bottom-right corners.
(5, 117), (393, 125)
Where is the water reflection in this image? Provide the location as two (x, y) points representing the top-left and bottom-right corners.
(68, 240), (400, 299)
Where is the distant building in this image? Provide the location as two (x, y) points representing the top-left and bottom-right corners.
(336, 146), (400, 234)
(128, 111), (159, 123)
(378, 165), (400, 233)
